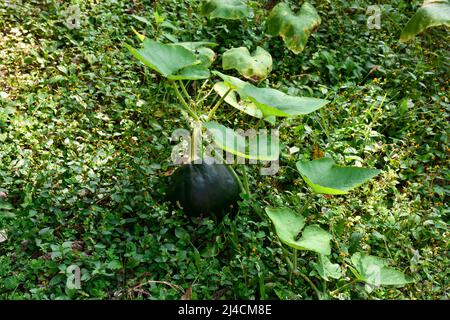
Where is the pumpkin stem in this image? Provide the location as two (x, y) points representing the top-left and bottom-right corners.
(171, 80), (200, 122)
(207, 88), (232, 120)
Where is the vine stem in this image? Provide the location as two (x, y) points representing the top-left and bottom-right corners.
(170, 80), (199, 121)
(207, 88), (232, 120)
(178, 80), (191, 102)
(292, 249), (298, 276)
(330, 279), (361, 296)
(299, 273), (322, 298)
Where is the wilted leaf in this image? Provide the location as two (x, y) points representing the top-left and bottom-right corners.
(400, 0), (450, 42)
(222, 47), (272, 81)
(200, 0), (250, 20)
(266, 2), (321, 54)
(265, 208), (331, 255)
(296, 158), (381, 195)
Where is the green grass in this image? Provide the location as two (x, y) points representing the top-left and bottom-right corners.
(0, 0), (448, 299)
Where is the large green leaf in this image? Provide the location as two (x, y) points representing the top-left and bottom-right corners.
(204, 121), (279, 161)
(265, 208), (331, 255)
(400, 0), (450, 42)
(213, 71), (329, 117)
(200, 0), (250, 20)
(125, 39), (198, 77)
(312, 255), (342, 281)
(125, 39), (211, 80)
(266, 2), (321, 54)
(131, 36), (217, 67)
(351, 253), (412, 286)
(222, 47), (273, 81)
(296, 158), (381, 195)
(213, 82), (263, 119)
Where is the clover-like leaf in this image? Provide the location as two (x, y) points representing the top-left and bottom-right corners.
(267, 2), (321, 54)
(213, 71), (329, 117)
(265, 208), (331, 255)
(223, 47), (273, 81)
(296, 158), (381, 195)
(213, 82), (263, 119)
(351, 253), (412, 286)
(312, 255), (342, 281)
(200, 0), (250, 20)
(400, 0), (450, 43)
(204, 121), (279, 161)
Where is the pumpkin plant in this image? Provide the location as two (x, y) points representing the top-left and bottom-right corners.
(125, 6), (409, 297)
(125, 36), (330, 219)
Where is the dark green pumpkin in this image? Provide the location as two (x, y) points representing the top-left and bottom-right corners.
(166, 163), (240, 218)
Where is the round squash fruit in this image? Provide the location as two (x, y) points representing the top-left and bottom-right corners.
(166, 163), (240, 218)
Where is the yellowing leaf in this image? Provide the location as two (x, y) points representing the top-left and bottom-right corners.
(222, 47), (272, 81)
(266, 2), (321, 54)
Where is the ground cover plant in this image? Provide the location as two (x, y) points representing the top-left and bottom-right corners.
(0, 0), (448, 300)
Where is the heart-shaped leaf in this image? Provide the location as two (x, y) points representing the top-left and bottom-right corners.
(200, 0), (250, 20)
(214, 71), (329, 117)
(204, 121), (279, 161)
(400, 0), (450, 42)
(265, 208), (331, 255)
(222, 46), (273, 81)
(267, 2), (321, 54)
(351, 252), (412, 286)
(213, 82), (263, 119)
(296, 158), (381, 195)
